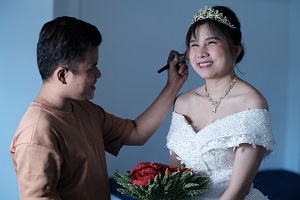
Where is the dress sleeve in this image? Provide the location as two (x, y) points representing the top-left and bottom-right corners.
(13, 143), (62, 199)
(166, 109), (275, 159)
(199, 109), (275, 158)
(166, 111), (193, 158)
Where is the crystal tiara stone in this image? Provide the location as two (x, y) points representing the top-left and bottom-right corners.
(192, 6), (236, 29)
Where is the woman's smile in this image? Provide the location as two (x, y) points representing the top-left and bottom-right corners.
(197, 61), (213, 69)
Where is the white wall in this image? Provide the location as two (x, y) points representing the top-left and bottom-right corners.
(0, 1), (54, 199)
(1, 0), (299, 198)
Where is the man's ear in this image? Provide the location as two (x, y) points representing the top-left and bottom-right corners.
(56, 67), (69, 84)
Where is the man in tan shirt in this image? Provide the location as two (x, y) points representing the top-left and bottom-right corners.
(10, 16), (188, 200)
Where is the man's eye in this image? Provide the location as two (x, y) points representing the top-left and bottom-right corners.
(89, 66), (98, 71)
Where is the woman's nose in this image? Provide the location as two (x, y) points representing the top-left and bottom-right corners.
(197, 47), (209, 58)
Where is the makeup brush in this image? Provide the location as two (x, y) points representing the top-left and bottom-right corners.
(157, 51), (187, 73)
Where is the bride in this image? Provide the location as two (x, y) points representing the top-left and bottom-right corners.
(166, 5), (275, 200)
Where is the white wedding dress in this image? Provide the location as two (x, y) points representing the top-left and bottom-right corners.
(166, 109), (275, 200)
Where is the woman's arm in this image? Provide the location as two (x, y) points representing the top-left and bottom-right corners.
(169, 150), (182, 168)
(220, 144), (266, 200)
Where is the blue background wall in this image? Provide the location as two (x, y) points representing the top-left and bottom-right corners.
(1, 0), (299, 199)
(0, 1), (53, 199)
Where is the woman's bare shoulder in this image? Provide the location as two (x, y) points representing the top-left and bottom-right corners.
(174, 87), (205, 114)
(237, 79), (269, 110)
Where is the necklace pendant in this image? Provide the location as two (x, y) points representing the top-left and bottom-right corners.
(205, 76), (237, 114)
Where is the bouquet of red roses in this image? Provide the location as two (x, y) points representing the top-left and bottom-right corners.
(114, 162), (209, 200)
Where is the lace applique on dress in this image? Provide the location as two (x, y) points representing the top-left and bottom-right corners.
(166, 109), (275, 199)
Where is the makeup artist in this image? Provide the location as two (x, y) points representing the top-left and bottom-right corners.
(10, 16), (188, 200)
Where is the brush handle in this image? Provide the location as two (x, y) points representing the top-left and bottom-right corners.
(157, 64), (169, 73)
(157, 53), (186, 73)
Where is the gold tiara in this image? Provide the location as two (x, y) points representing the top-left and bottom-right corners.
(192, 6), (236, 29)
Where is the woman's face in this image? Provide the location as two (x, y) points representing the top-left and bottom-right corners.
(188, 23), (235, 79)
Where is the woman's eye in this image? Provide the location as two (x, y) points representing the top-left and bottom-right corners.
(208, 41), (217, 45)
(190, 43), (199, 47)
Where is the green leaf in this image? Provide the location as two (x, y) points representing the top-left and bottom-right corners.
(113, 166), (210, 200)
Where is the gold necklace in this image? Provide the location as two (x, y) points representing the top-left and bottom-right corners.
(204, 77), (237, 113)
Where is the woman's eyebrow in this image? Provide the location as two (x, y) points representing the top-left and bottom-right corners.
(205, 36), (221, 41)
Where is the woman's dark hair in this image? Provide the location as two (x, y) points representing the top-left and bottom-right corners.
(37, 16), (102, 81)
(185, 6), (244, 64)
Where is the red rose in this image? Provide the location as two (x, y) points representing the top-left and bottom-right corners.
(150, 162), (186, 176)
(150, 162), (169, 176)
(129, 162), (189, 188)
(114, 162), (209, 200)
(129, 162), (159, 187)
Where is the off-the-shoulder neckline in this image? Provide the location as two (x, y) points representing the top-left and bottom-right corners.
(172, 109), (269, 134)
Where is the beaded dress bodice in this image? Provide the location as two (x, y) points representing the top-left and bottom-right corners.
(166, 109), (275, 199)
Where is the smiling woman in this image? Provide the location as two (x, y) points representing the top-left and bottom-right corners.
(166, 5), (275, 200)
